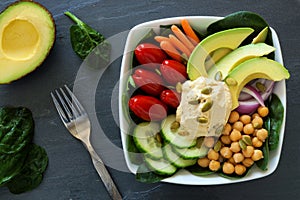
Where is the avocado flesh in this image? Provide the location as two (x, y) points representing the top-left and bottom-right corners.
(225, 57), (290, 110)
(0, 1), (55, 84)
(205, 48), (232, 70)
(207, 43), (275, 79)
(187, 27), (254, 80)
(252, 26), (268, 44)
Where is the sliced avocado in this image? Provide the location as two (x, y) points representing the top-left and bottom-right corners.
(205, 48), (232, 70)
(252, 26), (268, 44)
(225, 57), (290, 110)
(0, 1), (55, 84)
(207, 43), (275, 79)
(187, 27), (254, 80)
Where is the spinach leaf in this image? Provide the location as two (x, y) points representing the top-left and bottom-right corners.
(0, 146), (28, 186)
(0, 106), (48, 194)
(136, 163), (167, 183)
(0, 107), (34, 154)
(65, 11), (111, 67)
(185, 164), (215, 176)
(265, 94), (284, 151)
(6, 143), (48, 194)
(207, 11), (273, 48)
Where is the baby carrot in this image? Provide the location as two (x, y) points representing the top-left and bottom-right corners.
(160, 40), (182, 62)
(169, 34), (191, 57)
(171, 25), (195, 52)
(154, 36), (170, 43)
(181, 19), (200, 45)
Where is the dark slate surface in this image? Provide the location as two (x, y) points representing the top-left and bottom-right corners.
(0, 0), (299, 199)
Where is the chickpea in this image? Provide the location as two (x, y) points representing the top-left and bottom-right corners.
(220, 135), (231, 145)
(252, 113), (260, 119)
(223, 123), (232, 136)
(232, 121), (243, 132)
(220, 147), (233, 159)
(222, 162), (235, 174)
(252, 116), (263, 129)
(209, 160), (220, 171)
(233, 153), (244, 163)
(242, 146), (254, 158)
(230, 141), (241, 153)
(258, 106), (269, 117)
(243, 123), (254, 135)
(251, 149), (264, 161)
(207, 149), (219, 161)
(240, 115), (251, 124)
(242, 158), (254, 167)
(204, 136), (215, 148)
(228, 157), (236, 165)
(257, 128), (268, 142)
(235, 164), (247, 175)
(230, 129), (242, 142)
(229, 111), (239, 123)
(252, 137), (263, 148)
(252, 129), (258, 137)
(197, 157), (210, 168)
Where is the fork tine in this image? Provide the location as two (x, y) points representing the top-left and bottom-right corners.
(55, 89), (75, 122)
(64, 85), (87, 116)
(59, 87), (81, 118)
(51, 92), (69, 124)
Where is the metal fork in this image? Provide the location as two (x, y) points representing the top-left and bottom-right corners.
(51, 85), (122, 200)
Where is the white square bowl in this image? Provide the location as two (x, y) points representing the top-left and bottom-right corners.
(118, 16), (287, 185)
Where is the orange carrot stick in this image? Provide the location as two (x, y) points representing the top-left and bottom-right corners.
(181, 19), (200, 45)
(160, 40), (182, 62)
(171, 25), (195, 52)
(169, 34), (191, 57)
(154, 36), (170, 43)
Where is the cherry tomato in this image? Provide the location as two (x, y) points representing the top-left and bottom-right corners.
(160, 89), (181, 108)
(132, 68), (165, 96)
(134, 43), (167, 66)
(160, 60), (188, 85)
(129, 95), (168, 121)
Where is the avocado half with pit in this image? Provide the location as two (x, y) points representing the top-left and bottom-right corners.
(0, 1), (55, 84)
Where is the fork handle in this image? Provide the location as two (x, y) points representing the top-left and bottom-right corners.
(87, 145), (122, 200)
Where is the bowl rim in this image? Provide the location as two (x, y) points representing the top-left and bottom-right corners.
(118, 15), (287, 185)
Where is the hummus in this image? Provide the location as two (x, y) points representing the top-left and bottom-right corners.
(176, 76), (232, 138)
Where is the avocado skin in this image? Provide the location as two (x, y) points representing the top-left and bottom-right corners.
(0, 1), (56, 84)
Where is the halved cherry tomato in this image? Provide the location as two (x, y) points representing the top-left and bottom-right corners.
(160, 89), (181, 108)
(134, 43), (167, 66)
(129, 95), (168, 121)
(160, 60), (188, 85)
(132, 68), (165, 96)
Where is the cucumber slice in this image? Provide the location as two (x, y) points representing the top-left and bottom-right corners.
(172, 145), (208, 160)
(133, 122), (163, 159)
(163, 145), (197, 168)
(161, 115), (197, 148)
(144, 155), (177, 176)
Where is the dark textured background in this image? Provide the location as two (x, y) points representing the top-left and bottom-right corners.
(0, 0), (299, 199)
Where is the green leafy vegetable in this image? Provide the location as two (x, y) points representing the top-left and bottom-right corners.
(6, 144), (48, 194)
(136, 163), (167, 183)
(186, 165), (215, 176)
(265, 94), (284, 151)
(64, 11), (111, 66)
(0, 106), (48, 194)
(0, 107), (34, 154)
(207, 11), (273, 47)
(0, 147), (28, 186)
